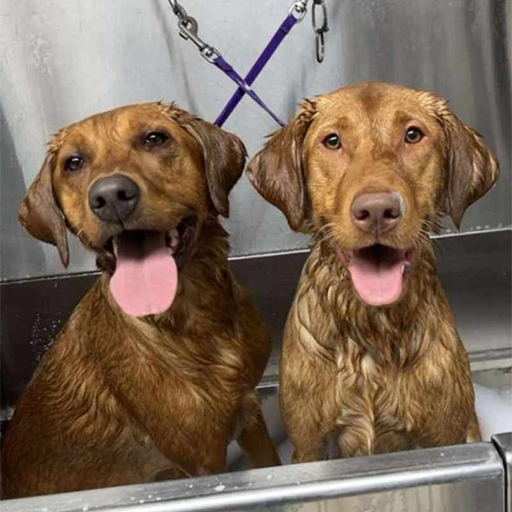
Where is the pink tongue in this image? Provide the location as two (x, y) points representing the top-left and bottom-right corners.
(348, 247), (405, 306)
(110, 231), (178, 317)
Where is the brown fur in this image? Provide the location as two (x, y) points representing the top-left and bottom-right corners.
(2, 102), (280, 498)
(247, 82), (498, 462)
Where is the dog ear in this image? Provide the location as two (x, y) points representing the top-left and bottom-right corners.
(18, 151), (69, 267)
(246, 100), (316, 231)
(440, 110), (499, 229)
(170, 106), (247, 218)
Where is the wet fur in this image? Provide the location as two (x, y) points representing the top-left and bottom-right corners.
(247, 83), (498, 462)
(2, 103), (280, 498)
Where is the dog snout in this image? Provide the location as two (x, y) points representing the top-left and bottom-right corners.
(351, 192), (403, 236)
(89, 175), (140, 222)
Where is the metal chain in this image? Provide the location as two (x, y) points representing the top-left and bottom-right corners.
(166, 0), (220, 62)
(312, 0), (329, 63)
(167, 0), (317, 64)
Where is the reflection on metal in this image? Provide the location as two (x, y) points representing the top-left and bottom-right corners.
(1, 443), (505, 512)
(493, 433), (512, 512)
(0, 0), (510, 279)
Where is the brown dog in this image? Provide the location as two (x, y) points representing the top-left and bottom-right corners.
(247, 82), (499, 462)
(1, 102), (280, 498)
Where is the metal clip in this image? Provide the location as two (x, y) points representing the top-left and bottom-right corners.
(289, 0), (309, 22)
(177, 16), (202, 46)
(168, 0), (220, 63)
(200, 46), (221, 64)
(312, 0), (329, 63)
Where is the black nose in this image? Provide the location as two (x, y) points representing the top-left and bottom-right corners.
(88, 175), (140, 222)
(351, 192), (403, 235)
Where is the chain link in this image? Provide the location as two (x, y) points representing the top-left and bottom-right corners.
(312, 0), (329, 63)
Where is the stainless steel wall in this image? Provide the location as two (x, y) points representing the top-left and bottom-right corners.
(1, 0), (510, 280)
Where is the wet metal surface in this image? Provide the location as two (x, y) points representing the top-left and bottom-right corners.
(1, 442), (506, 512)
(1, 0), (510, 279)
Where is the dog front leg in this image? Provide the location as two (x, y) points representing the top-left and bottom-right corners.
(236, 396), (281, 467)
(116, 383), (231, 477)
(283, 403), (330, 463)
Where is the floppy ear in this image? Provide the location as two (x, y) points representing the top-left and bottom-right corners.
(246, 100), (316, 231)
(440, 110), (499, 229)
(171, 107), (247, 218)
(18, 151), (69, 267)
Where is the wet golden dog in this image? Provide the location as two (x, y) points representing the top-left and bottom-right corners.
(247, 82), (499, 462)
(1, 103), (280, 498)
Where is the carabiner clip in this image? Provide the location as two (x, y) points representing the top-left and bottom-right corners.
(178, 16), (206, 50)
(312, 0), (328, 63)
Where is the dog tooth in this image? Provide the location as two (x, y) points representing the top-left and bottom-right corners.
(169, 229), (179, 248)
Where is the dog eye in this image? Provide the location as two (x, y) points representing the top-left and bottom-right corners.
(64, 156), (84, 172)
(404, 127), (424, 144)
(144, 131), (168, 148)
(323, 133), (341, 149)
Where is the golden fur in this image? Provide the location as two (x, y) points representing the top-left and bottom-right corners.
(247, 82), (498, 462)
(2, 103), (280, 498)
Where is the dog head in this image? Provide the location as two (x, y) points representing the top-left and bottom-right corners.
(19, 102), (246, 316)
(247, 82), (499, 306)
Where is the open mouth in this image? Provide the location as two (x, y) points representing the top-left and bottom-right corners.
(346, 244), (412, 306)
(101, 216), (198, 317)
(102, 216), (198, 268)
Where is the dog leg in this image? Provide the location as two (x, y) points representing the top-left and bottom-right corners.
(237, 416), (281, 467)
(281, 381), (332, 463)
(236, 392), (281, 467)
(291, 442), (328, 463)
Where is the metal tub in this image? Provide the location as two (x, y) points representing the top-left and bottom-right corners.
(1, 230), (511, 512)
(1, 0), (510, 509)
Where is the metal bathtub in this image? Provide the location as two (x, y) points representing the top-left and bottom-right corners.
(1, 230), (511, 512)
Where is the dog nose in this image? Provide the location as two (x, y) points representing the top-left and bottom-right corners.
(351, 192), (403, 235)
(89, 175), (140, 222)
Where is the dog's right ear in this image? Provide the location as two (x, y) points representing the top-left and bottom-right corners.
(246, 100), (316, 231)
(18, 151), (69, 267)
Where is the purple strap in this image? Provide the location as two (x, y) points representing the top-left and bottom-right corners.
(214, 14), (299, 127)
(214, 56), (286, 127)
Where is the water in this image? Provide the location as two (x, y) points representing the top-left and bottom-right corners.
(473, 383), (512, 441)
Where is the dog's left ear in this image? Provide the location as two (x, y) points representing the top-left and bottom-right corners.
(440, 110), (499, 229)
(246, 100), (316, 232)
(173, 109), (247, 218)
(18, 151), (69, 267)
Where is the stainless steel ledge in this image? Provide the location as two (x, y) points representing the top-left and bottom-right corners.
(1, 442), (505, 512)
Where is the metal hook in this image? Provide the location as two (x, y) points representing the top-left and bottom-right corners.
(166, 0), (219, 62)
(178, 15), (199, 43)
(312, 0), (328, 63)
